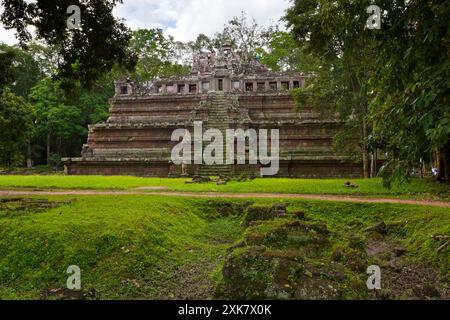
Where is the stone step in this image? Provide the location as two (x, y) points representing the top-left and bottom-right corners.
(197, 171), (232, 176)
(205, 95), (232, 159)
(197, 165), (232, 170)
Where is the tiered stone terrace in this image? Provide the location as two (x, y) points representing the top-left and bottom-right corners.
(63, 45), (362, 177)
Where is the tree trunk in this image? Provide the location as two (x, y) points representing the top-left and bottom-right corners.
(26, 142), (33, 168)
(46, 132), (51, 165)
(362, 119), (370, 178)
(444, 141), (450, 184)
(371, 149), (378, 178)
(436, 143), (450, 184)
(363, 150), (370, 178)
(420, 158), (424, 179)
(57, 136), (62, 158)
(437, 150), (444, 181)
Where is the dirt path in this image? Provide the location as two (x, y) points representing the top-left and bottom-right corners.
(0, 189), (449, 208)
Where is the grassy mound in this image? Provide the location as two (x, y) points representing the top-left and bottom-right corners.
(0, 196), (448, 300)
(216, 201), (449, 300)
(0, 196), (243, 299)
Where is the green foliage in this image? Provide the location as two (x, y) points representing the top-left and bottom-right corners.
(213, 12), (275, 61)
(220, 199), (449, 299)
(25, 42), (61, 78)
(0, 40), (115, 165)
(367, 0), (450, 181)
(0, 45), (16, 89)
(0, 176), (447, 201)
(0, 14), (284, 167)
(285, 0), (378, 177)
(0, 43), (44, 99)
(0, 195), (447, 299)
(29, 78), (86, 162)
(76, 87), (110, 125)
(0, 89), (34, 167)
(128, 29), (190, 80)
(187, 34), (215, 52)
(0, 196), (243, 299)
(31, 79), (85, 139)
(257, 31), (320, 72)
(243, 205), (275, 226)
(1, 0), (136, 90)
(285, 0), (450, 182)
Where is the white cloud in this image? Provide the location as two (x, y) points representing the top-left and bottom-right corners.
(0, 0), (290, 45)
(114, 0), (290, 41)
(0, 27), (18, 45)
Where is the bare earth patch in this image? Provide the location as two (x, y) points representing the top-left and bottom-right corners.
(365, 238), (450, 300)
(0, 190), (449, 208)
(153, 258), (220, 300)
(0, 197), (72, 217)
(133, 186), (169, 191)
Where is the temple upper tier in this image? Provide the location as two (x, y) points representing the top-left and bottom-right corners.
(114, 44), (307, 96)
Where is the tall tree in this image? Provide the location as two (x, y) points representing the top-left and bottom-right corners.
(0, 44), (44, 100)
(215, 11), (275, 61)
(1, 0), (136, 91)
(187, 34), (214, 53)
(285, 0), (377, 178)
(257, 31), (320, 72)
(128, 29), (190, 81)
(29, 78), (86, 165)
(0, 89), (34, 167)
(0, 45), (16, 89)
(285, 0), (450, 184)
(367, 0), (450, 184)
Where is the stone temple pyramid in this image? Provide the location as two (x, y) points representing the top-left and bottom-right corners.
(63, 44), (361, 177)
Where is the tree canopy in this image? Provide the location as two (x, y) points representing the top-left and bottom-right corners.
(1, 0), (136, 90)
(0, 89), (34, 167)
(128, 29), (190, 81)
(285, 0), (450, 184)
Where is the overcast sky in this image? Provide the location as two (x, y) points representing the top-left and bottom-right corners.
(0, 0), (290, 45)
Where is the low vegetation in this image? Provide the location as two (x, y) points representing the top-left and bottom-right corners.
(0, 195), (448, 300)
(0, 176), (448, 201)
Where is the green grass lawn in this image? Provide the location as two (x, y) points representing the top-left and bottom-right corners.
(0, 195), (448, 299)
(0, 195), (243, 299)
(0, 175), (448, 200)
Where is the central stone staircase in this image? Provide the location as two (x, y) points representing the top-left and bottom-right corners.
(196, 92), (232, 177)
